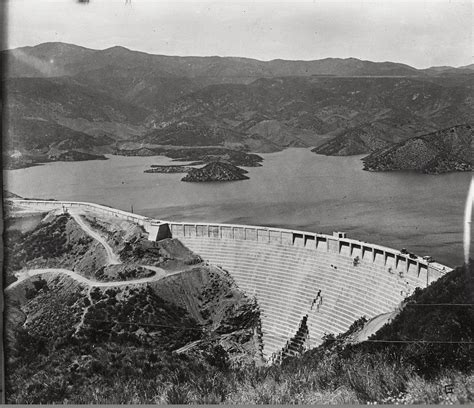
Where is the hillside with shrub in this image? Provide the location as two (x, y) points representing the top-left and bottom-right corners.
(4, 238), (473, 404)
(362, 124), (473, 173)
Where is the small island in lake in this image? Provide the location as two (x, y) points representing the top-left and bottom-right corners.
(181, 161), (249, 182)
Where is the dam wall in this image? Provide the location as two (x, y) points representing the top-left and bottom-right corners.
(168, 221), (450, 360)
(9, 199), (451, 361)
(8, 199), (166, 238)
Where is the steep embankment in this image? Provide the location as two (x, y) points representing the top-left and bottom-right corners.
(362, 124), (473, 173)
(366, 261), (474, 374)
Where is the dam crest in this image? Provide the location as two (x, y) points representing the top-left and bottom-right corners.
(10, 199), (451, 361)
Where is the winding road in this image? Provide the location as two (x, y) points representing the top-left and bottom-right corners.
(70, 211), (121, 265)
(6, 268), (171, 291)
(5, 208), (194, 291)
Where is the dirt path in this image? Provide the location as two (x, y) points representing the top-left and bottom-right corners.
(139, 264), (167, 279)
(74, 286), (92, 335)
(5, 266), (197, 292)
(70, 211), (121, 265)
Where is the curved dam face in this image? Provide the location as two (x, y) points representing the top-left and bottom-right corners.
(8, 199), (451, 362)
(169, 222), (450, 361)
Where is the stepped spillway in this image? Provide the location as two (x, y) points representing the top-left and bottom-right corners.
(9, 199), (451, 361)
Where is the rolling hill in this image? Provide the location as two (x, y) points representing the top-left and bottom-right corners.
(362, 124), (473, 173)
(4, 42), (474, 171)
(312, 124), (393, 155)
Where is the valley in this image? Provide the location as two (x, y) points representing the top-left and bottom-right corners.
(3, 43), (473, 176)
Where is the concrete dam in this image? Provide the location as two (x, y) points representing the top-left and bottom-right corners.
(10, 199), (451, 361)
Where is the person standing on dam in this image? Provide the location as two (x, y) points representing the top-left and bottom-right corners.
(311, 290), (322, 310)
(316, 294), (323, 311)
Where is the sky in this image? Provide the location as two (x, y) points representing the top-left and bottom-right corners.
(4, 0), (473, 68)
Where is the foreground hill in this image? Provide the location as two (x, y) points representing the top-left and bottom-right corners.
(4, 209), (263, 403)
(362, 124), (473, 173)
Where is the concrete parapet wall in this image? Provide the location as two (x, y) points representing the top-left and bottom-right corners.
(9, 199), (161, 235)
(168, 221), (449, 280)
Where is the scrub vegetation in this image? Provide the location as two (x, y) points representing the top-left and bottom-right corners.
(5, 261), (473, 404)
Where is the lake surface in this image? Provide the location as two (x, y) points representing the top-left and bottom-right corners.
(4, 148), (472, 267)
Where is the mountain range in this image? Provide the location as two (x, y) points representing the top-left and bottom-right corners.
(6, 42), (473, 80)
(3, 42), (473, 171)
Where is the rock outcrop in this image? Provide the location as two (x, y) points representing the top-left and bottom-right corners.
(182, 161), (249, 182)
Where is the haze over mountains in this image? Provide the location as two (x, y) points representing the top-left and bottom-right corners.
(3, 42), (473, 171)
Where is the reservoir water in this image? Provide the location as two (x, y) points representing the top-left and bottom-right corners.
(4, 148), (472, 267)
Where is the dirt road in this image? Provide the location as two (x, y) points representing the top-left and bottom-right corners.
(6, 267), (189, 291)
(70, 211), (121, 265)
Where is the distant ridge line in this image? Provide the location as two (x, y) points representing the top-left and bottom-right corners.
(4, 41), (472, 71)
